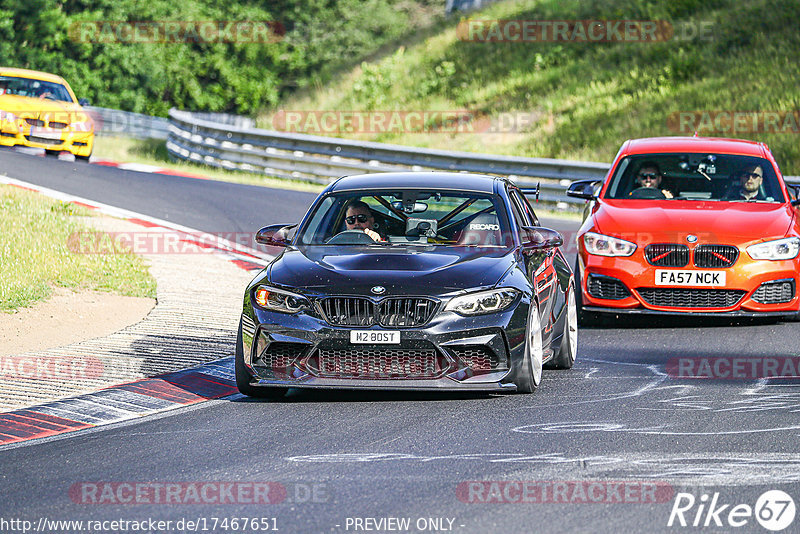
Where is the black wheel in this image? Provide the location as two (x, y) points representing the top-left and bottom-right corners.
(235, 320), (287, 399)
(574, 259), (603, 327)
(44, 149), (60, 157)
(75, 153), (91, 162)
(514, 300), (543, 394)
(546, 281), (578, 370)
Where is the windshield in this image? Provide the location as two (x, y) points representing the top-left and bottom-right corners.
(297, 190), (511, 247)
(603, 153), (785, 202)
(0, 76), (74, 103)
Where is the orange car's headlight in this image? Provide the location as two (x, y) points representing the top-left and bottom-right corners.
(583, 232), (637, 257)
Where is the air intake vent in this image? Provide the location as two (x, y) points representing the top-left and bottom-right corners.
(587, 274), (630, 300)
(637, 288), (746, 308)
(752, 280), (795, 304)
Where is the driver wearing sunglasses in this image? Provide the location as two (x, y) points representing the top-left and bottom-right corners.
(631, 162), (673, 199)
(344, 200), (384, 242)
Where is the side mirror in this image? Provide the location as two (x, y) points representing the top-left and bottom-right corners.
(78, 98), (90, 106)
(566, 179), (601, 200)
(520, 226), (563, 249)
(788, 184), (800, 206)
(255, 224), (297, 247)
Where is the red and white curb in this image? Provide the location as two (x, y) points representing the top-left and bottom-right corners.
(0, 174), (274, 271)
(0, 358), (239, 448)
(11, 146), (210, 180)
(0, 175), (278, 444)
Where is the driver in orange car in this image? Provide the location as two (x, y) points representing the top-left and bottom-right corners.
(731, 164), (766, 201)
(344, 200), (385, 242)
(630, 161), (674, 198)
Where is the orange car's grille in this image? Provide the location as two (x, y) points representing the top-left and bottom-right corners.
(752, 280), (795, 304)
(587, 274), (630, 300)
(637, 288), (746, 308)
(694, 245), (739, 268)
(645, 244), (689, 267)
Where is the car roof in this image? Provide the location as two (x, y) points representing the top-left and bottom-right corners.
(329, 172), (502, 193)
(0, 67), (69, 85)
(621, 136), (767, 158)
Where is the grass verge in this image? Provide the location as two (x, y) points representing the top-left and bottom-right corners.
(0, 185), (157, 312)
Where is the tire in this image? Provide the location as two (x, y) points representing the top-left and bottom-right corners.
(546, 282), (578, 369)
(515, 300), (544, 394)
(75, 153), (91, 162)
(235, 321), (287, 399)
(574, 258), (603, 327)
(44, 149), (60, 157)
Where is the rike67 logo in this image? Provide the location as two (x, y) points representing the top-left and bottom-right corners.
(668, 490), (796, 531)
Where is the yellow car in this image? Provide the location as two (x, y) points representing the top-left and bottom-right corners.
(0, 67), (94, 160)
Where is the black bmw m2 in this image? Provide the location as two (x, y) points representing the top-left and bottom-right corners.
(236, 172), (577, 397)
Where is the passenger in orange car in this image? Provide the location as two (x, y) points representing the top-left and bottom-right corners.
(629, 161), (674, 199)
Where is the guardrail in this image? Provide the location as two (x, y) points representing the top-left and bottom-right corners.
(85, 106), (171, 140)
(166, 109), (611, 209)
(165, 108), (800, 209)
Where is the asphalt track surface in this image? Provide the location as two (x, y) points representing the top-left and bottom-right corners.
(2, 148), (800, 533)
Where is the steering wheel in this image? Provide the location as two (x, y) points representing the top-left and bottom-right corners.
(325, 229), (378, 244)
(628, 187), (666, 199)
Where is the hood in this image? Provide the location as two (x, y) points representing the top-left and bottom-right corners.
(592, 200), (795, 244)
(266, 246), (515, 295)
(0, 94), (89, 122)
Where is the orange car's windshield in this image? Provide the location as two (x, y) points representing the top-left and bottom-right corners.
(604, 154), (785, 202)
(0, 76), (74, 103)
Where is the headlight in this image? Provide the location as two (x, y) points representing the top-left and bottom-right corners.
(252, 285), (309, 313)
(583, 231), (636, 257)
(70, 116), (93, 132)
(0, 110), (19, 123)
(746, 237), (800, 261)
(444, 288), (519, 316)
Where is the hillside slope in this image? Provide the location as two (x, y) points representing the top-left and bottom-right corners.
(262, 0), (800, 172)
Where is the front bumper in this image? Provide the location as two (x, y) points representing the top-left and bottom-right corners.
(0, 126), (94, 157)
(240, 302), (528, 391)
(579, 252), (800, 315)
